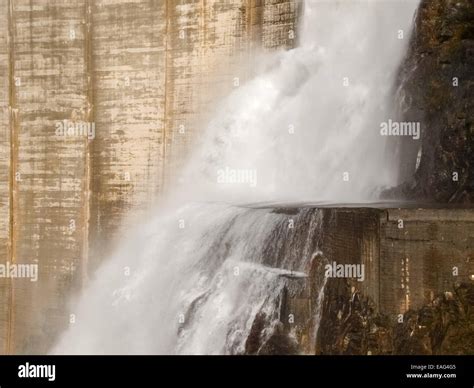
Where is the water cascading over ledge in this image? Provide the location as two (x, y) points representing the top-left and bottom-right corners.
(51, 205), (327, 354)
(50, 0), (424, 354)
(0, 0), (302, 354)
(2, 0), (472, 356)
(50, 203), (473, 355)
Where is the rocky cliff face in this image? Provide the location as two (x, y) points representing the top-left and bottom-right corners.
(318, 282), (474, 355)
(384, 0), (473, 203)
(319, 0), (474, 355)
(318, 1), (474, 342)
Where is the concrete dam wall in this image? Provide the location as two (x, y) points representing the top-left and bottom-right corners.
(214, 206), (474, 355)
(0, 0), (472, 355)
(0, 0), (300, 354)
(316, 207), (473, 355)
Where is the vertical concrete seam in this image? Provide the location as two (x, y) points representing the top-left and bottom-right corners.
(160, 0), (170, 193)
(6, 0), (16, 355)
(82, 0), (93, 285)
(245, 0), (253, 81)
(295, 0), (303, 48)
(377, 210), (382, 312)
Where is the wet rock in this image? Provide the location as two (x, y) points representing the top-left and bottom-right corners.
(255, 322), (300, 355)
(383, 0), (473, 203)
(244, 312), (300, 355)
(244, 268), (319, 355)
(318, 281), (474, 355)
(245, 312), (267, 355)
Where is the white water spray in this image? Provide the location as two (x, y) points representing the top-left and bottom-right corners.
(175, 0), (419, 203)
(53, 0), (419, 354)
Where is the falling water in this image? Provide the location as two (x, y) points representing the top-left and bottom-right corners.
(53, 0), (419, 354)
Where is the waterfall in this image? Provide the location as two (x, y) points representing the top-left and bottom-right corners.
(52, 0), (419, 354)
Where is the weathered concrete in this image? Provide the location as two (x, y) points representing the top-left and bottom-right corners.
(87, 0), (167, 272)
(0, 0), (11, 355)
(380, 208), (473, 315)
(3, 0), (90, 354)
(0, 0), (300, 354)
(161, 0), (300, 189)
(319, 208), (473, 317)
(244, 207), (474, 354)
(88, 0), (301, 270)
(1, 0), (471, 356)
